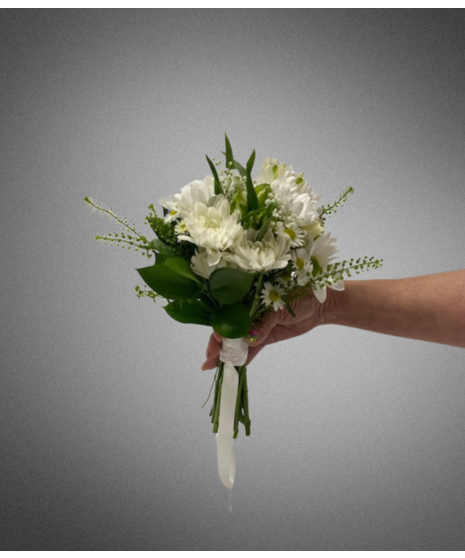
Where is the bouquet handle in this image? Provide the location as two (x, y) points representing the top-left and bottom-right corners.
(214, 337), (249, 509)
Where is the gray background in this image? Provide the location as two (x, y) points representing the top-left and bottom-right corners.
(1, 9), (464, 550)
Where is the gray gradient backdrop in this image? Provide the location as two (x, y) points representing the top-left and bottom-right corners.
(1, 9), (464, 551)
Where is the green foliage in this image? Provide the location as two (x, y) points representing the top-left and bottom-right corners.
(246, 149), (258, 212)
(209, 268), (256, 304)
(319, 187), (354, 221)
(164, 299), (212, 326)
(206, 155), (224, 195)
(311, 256), (384, 289)
(146, 205), (195, 261)
(136, 263), (200, 300)
(211, 302), (251, 338)
(164, 257), (203, 284)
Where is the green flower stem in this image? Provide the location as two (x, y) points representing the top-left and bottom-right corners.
(233, 366), (246, 439)
(242, 366), (251, 436)
(212, 363), (224, 433)
(211, 362), (222, 423)
(250, 273), (264, 319)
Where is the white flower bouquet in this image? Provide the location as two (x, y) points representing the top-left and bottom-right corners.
(85, 136), (382, 503)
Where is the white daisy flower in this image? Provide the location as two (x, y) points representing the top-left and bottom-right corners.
(261, 282), (286, 312)
(281, 223), (306, 247)
(291, 248), (313, 286)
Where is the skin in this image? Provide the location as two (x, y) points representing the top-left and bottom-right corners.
(202, 270), (465, 370)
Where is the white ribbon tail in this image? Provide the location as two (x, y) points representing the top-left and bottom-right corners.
(216, 337), (249, 511)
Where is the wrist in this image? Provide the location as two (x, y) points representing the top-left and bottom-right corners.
(318, 284), (347, 326)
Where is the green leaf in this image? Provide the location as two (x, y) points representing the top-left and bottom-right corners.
(136, 264), (200, 299)
(246, 150), (258, 212)
(206, 155), (223, 195)
(165, 257), (203, 284)
(209, 268), (256, 304)
(211, 302), (251, 338)
(148, 238), (176, 264)
(224, 134), (234, 170)
(164, 299), (212, 326)
(233, 159), (247, 177)
(149, 238), (174, 253)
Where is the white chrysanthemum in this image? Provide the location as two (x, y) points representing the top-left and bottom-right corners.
(291, 248), (313, 286)
(301, 218), (324, 240)
(177, 195), (244, 252)
(255, 159), (320, 227)
(254, 157), (287, 185)
(223, 229), (291, 273)
(159, 176), (215, 222)
(190, 248), (228, 279)
(261, 282), (285, 312)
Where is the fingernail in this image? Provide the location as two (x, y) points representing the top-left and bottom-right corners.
(213, 332), (221, 342)
(246, 330), (260, 343)
(201, 363), (207, 371)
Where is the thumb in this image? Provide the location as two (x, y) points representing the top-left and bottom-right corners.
(245, 312), (279, 347)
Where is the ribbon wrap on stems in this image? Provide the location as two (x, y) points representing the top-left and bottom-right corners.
(216, 337), (249, 509)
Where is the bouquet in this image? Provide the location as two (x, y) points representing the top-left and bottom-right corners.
(84, 136), (382, 506)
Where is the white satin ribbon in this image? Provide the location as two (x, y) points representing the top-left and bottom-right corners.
(217, 337), (248, 510)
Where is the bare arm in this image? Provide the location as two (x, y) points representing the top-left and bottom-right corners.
(324, 270), (465, 348)
(202, 270), (465, 370)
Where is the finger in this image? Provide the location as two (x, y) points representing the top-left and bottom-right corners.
(244, 311), (280, 347)
(202, 332), (222, 370)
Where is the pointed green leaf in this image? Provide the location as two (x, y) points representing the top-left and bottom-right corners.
(233, 159), (247, 177)
(165, 257), (202, 284)
(164, 299), (212, 326)
(206, 155), (223, 195)
(211, 302), (251, 338)
(209, 268), (256, 304)
(246, 150), (258, 212)
(136, 264), (199, 299)
(224, 134), (234, 169)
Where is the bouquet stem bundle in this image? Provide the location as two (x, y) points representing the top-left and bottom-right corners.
(210, 362), (251, 438)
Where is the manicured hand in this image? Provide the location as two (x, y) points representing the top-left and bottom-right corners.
(202, 293), (324, 370)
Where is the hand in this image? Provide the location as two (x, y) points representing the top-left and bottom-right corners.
(201, 291), (325, 370)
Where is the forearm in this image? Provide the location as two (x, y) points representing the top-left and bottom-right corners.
(323, 270), (465, 348)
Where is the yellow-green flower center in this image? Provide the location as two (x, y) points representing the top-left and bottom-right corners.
(170, 210), (177, 216)
(285, 228), (296, 240)
(269, 290), (281, 302)
(296, 257), (304, 270)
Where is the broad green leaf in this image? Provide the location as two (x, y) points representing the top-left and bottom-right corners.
(209, 268), (255, 304)
(224, 134), (234, 169)
(246, 150), (258, 212)
(206, 155), (223, 195)
(164, 299), (212, 326)
(211, 302), (250, 338)
(136, 264), (199, 300)
(165, 257), (202, 284)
